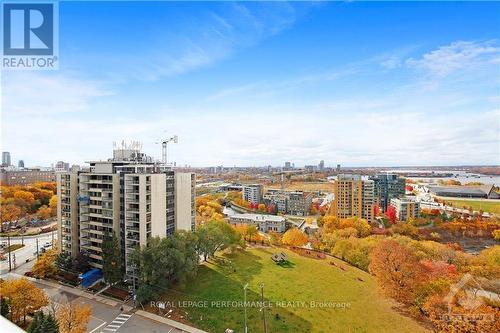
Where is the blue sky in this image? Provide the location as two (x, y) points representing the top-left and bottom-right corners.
(2, 1), (500, 167)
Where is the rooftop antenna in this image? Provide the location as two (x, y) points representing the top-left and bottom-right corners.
(155, 135), (178, 165)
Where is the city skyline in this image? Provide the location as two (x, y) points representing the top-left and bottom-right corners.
(2, 1), (500, 167)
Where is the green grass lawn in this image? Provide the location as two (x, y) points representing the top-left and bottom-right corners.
(159, 247), (428, 333)
(442, 198), (500, 215)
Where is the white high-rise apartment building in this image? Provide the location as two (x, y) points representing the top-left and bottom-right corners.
(57, 143), (195, 281)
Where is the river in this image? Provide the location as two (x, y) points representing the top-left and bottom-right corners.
(388, 170), (500, 186)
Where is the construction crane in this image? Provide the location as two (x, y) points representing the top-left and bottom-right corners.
(155, 135), (178, 165)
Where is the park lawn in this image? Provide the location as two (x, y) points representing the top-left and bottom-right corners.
(442, 198), (500, 215)
(160, 247), (428, 333)
(266, 181), (335, 193)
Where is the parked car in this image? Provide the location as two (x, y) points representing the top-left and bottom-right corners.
(24, 271), (34, 277)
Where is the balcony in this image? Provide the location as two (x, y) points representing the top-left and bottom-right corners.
(126, 225), (140, 232)
(126, 234), (140, 241)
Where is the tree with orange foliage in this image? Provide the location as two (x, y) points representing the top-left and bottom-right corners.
(369, 240), (425, 304)
(0, 204), (21, 232)
(423, 289), (500, 333)
(0, 278), (49, 324)
(13, 190), (35, 203)
(56, 301), (92, 333)
(281, 228), (308, 247)
(257, 203), (266, 212)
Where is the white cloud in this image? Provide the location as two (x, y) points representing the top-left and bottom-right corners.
(2, 39), (499, 167)
(93, 2), (302, 82)
(1, 71), (112, 115)
(380, 55), (402, 69)
(405, 40), (500, 77)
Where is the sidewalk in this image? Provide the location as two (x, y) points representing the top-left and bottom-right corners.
(136, 310), (209, 333)
(2, 272), (206, 332)
(2, 272), (123, 308)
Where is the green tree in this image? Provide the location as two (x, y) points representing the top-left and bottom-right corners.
(55, 252), (73, 271)
(102, 232), (123, 284)
(41, 312), (59, 333)
(0, 297), (10, 318)
(131, 232), (199, 303)
(195, 220), (242, 261)
(72, 252), (91, 273)
(28, 311), (59, 333)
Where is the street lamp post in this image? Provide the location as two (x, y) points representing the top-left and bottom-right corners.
(7, 236), (12, 272)
(243, 283), (249, 333)
(260, 282), (268, 333)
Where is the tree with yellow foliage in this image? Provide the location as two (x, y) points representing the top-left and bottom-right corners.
(282, 228), (308, 247)
(37, 205), (52, 220)
(56, 301), (92, 333)
(13, 190), (35, 203)
(257, 203), (266, 212)
(0, 278), (48, 324)
(233, 224), (248, 240)
(32, 248), (58, 278)
(49, 195), (57, 214)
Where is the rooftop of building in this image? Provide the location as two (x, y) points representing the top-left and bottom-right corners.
(428, 185), (494, 195)
(390, 196), (419, 203)
(337, 174), (362, 181)
(230, 213), (286, 222)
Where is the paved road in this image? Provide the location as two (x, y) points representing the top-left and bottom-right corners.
(0, 232), (57, 275)
(1, 270), (185, 333)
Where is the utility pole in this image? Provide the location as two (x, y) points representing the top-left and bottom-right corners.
(7, 236), (12, 271)
(260, 282), (268, 333)
(21, 235), (24, 246)
(51, 230), (54, 245)
(36, 238), (39, 259)
(243, 283), (249, 333)
(132, 265), (137, 307)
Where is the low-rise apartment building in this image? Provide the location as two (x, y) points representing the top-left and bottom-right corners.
(228, 213), (286, 233)
(0, 168), (55, 185)
(263, 189), (312, 216)
(390, 197), (420, 221)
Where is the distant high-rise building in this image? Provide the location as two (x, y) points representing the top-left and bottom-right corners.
(2, 152), (11, 166)
(332, 174), (374, 223)
(336, 164), (341, 172)
(284, 161), (291, 170)
(370, 174), (405, 211)
(18, 160), (24, 168)
(319, 160), (325, 171)
(55, 161), (70, 172)
(242, 184), (263, 204)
